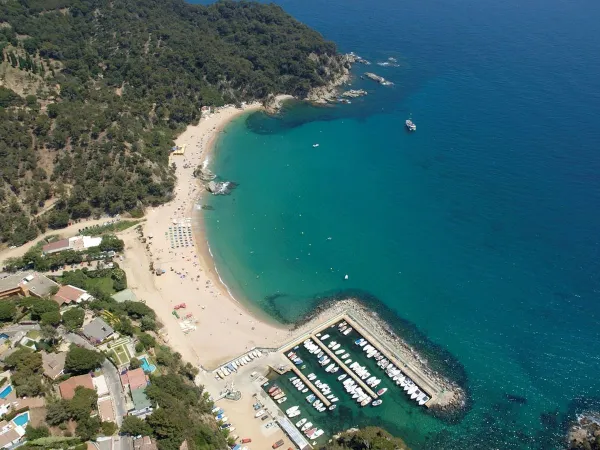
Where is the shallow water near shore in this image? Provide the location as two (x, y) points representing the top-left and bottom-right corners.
(197, 0), (600, 447)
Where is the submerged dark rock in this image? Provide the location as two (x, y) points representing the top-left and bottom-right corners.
(505, 393), (528, 405)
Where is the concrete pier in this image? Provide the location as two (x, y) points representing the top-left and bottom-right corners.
(311, 336), (378, 399)
(287, 364), (331, 407)
(343, 315), (435, 406)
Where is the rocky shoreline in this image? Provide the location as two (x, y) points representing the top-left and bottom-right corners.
(305, 53), (354, 103)
(290, 297), (468, 420)
(568, 412), (600, 449)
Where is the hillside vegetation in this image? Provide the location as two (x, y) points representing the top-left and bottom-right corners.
(0, 0), (347, 245)
(321, 427), (410, 450)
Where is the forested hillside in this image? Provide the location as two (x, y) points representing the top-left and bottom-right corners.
(0, 0), (347, 245)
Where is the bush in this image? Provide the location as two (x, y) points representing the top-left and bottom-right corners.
(138, 333), (156, 350)
(65, 345), (105, 374)
(0, 301), (17, 322)
(41, 310), (62, 326)
(4, 348), (43, 397)
(129, 358), (142, 370)
(63, 307), (85, 331)
(120, 416), (152, 437)
(25, 424), (50, 441)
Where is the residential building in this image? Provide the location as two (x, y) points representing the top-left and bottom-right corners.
(93, 375), (109, 397)
(41, 351), (67, 379)
(59, 374), (94, 400)
(129, 387), (152, 417)
(83, 318), (115, 344)
(42, 236), (103, 255)
(111, 289), (138, 303)
(133, 436), (158, 450)
(120, 368), (148, 391)
(0, 271), (58, 299)
(98, 397), (116, 422)
(0, 418), (26, 449)
(54, 284), (92, 306)
(41, 239), (70, 255)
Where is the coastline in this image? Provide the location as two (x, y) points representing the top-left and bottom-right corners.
(121, 102), (296, 370)
(119, 96), (465, 411)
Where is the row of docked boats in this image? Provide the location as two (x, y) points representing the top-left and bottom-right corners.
(301, 339), (345, 372)
(303, 335), (384, 407)
(285, 406), (325, 440)
(341, 377), (382, 407)
(295, 416), (324, 440)
(304, 374), (340, 405)
(355, 338), (430, 406)
(287, 350), (304, 367)
(215, 349), (262, 379)
(266, 384), (288, 404)
(211, 406), (235, 432)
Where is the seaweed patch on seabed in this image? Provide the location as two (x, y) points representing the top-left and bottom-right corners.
(277, 288), (472, 423)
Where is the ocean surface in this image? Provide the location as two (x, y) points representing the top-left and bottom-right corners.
(194, 0), (600, 448)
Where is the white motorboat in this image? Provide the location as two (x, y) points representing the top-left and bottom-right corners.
(296, 418), (307, 428)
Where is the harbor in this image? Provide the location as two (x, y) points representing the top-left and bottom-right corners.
(206, 302), (463, 449)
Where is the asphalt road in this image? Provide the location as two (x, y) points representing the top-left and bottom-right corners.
(63, 332), (128, 426)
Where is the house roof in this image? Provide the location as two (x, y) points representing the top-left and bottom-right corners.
(58, 374), (94, 399)
(0, 427), (21, 448)
(93, 375), (109, 397)
(54, 285), (87, 306)
(42, 239), (70, 253)
(131, 387), (152, 411)
(97, 397), (116, 422)
(0, 271), (58, 298)
(122, 368), (148, 391)
(83, 318), (114, 343)
(111, 289), (138, 303)
(41, 351), (67, 379)
(133, 436), (158, 450)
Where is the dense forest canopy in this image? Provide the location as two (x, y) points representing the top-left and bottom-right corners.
(0, 0), (345, 245)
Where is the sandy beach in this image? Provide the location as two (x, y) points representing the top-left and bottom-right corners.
(119, 103), (296, 369)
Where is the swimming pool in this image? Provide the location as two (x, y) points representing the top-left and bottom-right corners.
(140, 357), (156, 373)
(12, 412), (29, 427)
(0, 385), (13, 399)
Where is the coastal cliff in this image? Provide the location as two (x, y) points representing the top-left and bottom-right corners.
(305, 53), (354, 103)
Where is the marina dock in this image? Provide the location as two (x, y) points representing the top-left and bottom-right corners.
(287, 364), (332, 407)
(311, 335), (378, 399)
(279, 311), (444, 407)
(343, 315), (436, 405)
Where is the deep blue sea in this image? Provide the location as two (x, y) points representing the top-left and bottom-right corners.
(195, 0), (600, 448)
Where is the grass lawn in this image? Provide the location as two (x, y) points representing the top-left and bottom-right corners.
(85, 220), (142, 236)
(109, 343), (132, 366)
(83, 277), (116, 295)
(26, 330), (41, 340)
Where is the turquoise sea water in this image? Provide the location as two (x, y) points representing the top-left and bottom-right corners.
(196, 0), (600, 448)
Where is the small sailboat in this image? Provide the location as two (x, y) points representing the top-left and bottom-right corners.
(313, 143), (320, 148)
